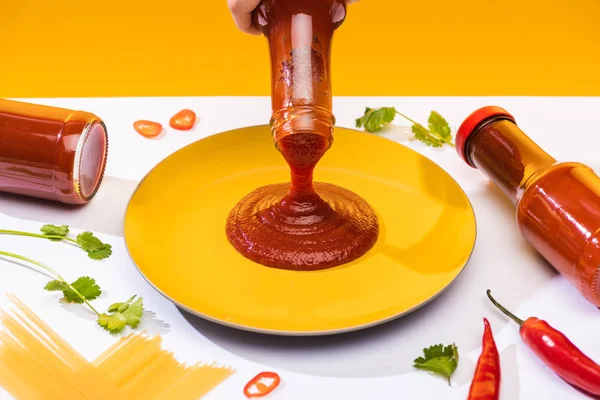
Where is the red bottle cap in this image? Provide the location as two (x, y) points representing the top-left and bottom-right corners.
(456, 106), (515, 167)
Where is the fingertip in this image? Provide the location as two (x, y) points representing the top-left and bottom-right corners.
(235, 17), (261, 35)
(227, 0), (243, 14)
(228, 0), (262, 35)
(228, 0), (261, 14)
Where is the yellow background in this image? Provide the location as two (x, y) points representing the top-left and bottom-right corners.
(1, 0), (599, 97)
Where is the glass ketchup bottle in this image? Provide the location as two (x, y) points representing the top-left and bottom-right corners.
(456, 106), (600, 307)
(253, 0), (346, 197)
(0, 99), (108, 205)
(225, 0), (378, 271)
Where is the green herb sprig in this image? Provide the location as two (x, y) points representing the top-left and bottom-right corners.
(0, 250), (142, 334)
(0, 224), (112, 260)
(413, 343), (459, 385)
(355, 107), (455, 148)
(0, 224), (143, 334)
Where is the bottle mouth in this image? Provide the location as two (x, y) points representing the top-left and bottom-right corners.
(73, 119), (108, 201)
(456, 106), (515, 168)
(271, 105), (335, 149)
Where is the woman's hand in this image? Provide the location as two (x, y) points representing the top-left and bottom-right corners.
(227, 0), (357, 35)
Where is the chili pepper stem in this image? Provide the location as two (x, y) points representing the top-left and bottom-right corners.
(486, 289), (524, 326)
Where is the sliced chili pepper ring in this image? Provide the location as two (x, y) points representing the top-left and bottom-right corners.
(243, 371), (281, 398)
(169, 109), (196, 130)
(134, 120), (163, 138)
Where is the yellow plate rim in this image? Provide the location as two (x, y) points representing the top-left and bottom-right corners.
(123, 124), (478, 336)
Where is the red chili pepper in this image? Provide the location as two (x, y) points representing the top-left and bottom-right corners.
(169, 109), (196, 130)
(467, 318), (501, 400)
(133, 120), (163, 138)
(487, 290), (600, 396)
(243, 371), (281, 398)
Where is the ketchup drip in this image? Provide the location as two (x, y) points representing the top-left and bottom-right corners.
(225, 0), (379, 271)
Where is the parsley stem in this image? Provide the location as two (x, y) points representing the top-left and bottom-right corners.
(0, 250), (101, 316)
(0, 229), (79, 245)
(394, 111), (456, 147)
(395, 111), (419, 126)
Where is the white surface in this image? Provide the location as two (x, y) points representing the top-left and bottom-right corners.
(1, 96), (599, 399)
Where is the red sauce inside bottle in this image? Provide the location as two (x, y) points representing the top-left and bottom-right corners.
(458, 106), (600, 306)
(226, 0), (379, 271)
(0, 99), (108, 204)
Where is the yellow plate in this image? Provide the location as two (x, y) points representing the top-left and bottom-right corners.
(124, 126), (476, 336)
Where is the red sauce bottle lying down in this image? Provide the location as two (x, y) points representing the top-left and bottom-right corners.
(0, 99), (108, 205)
(456, 106), (600, 307)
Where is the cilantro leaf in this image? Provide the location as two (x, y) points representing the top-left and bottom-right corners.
(76, 231), (112, 260)
(98, 296), (143, 333)
(40, 224), (69, 241)
(107, 295), (137, 313)
(97, 313), (127, 333)
(413, 343), (459, 385)
(44, 276), (102, 303)
(428, 111), (452, 141)
(355, 107), (397, 133)
(87, 246), (112, 260)
(69, 277), (102, 302)
(44, 280), (70, 292)
(412, 124), (443, 148)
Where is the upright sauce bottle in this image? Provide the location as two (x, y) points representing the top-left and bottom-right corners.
(456, 106), (600, 307)
(0, 99), (108, 204)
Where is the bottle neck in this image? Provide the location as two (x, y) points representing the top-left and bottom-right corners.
(255, 0), (345, 149)
(466, 118), (556, 204)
